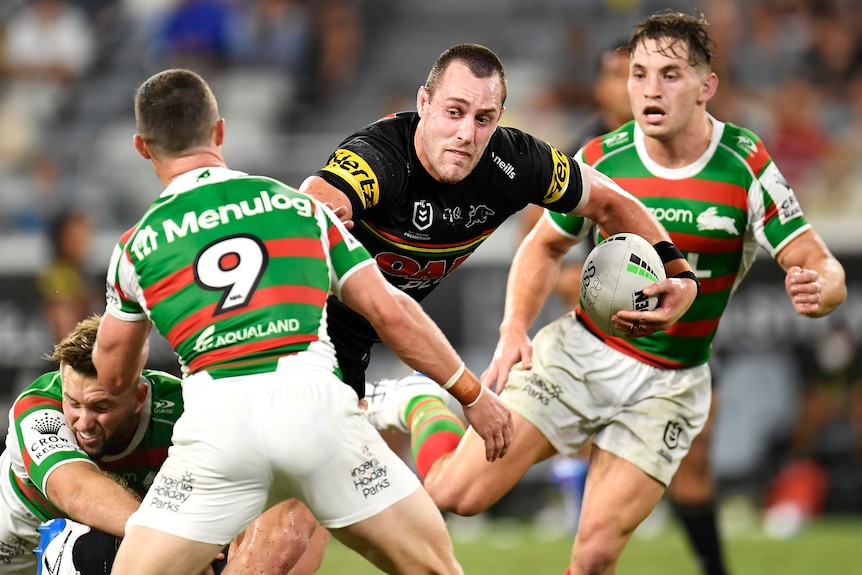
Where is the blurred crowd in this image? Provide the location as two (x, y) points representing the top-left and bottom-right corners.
(0, 0), (363, 232)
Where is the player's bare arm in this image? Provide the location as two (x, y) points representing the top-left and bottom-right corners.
(45, 461), (141, 537)
(299, 175), (354, 221)
(340, 264), (513, 461)
(93, 314), (153, 396)
(776, 228), (847, 317)
(482, 216), (577, 393)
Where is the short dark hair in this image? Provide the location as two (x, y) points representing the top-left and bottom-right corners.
(628, 10), (716, 70)
(425, 43), (508, 105)
(43, 315), (101, 376)
(134, 68), (220, 158)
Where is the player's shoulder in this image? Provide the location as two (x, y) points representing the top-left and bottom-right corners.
(142, 369), (184, 416)
(716, 120), (772, 174)
(352, 111), (416, 147)
(11, 371), (63, 419)
(578, 121), (636, 165)
(16, 371), (62, 404)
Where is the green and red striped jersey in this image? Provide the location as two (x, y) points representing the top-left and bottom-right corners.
(104, 167), (374, 378)
(3, 369), (182, 522)
(552, 117), (810, 368)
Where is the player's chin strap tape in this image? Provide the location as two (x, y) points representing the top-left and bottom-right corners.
(653, 241), (701, 296)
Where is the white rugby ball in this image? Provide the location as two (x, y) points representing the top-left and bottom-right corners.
(579, 233), (666, 337)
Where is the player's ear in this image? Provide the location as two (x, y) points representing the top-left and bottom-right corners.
(214, 118), (225, 146)
(416, 85), (430, 117)
(698, 72), (718, 104)
(133, 134), (150, 159)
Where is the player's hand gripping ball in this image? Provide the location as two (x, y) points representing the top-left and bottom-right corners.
(580, 233), (666, 337)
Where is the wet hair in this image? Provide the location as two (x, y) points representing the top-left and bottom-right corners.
(425, 43), (508, 105)
(43, 315), (101, 377)
(134, 68), (220, 159)
(627, 10), (716, 71)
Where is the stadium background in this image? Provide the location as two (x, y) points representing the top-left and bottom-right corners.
(0, 0), (860, 556)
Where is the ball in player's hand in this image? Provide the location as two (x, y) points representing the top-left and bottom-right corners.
(579, 233), (665, 337)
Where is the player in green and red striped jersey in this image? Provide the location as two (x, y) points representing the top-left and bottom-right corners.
(93, 68), (513, 575)
(1, 316), (329, 575)
(0, 315), (175, 574)
(361, 11), (847, 575)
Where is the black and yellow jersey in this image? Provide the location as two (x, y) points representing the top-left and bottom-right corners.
(314, 111), (587, 394)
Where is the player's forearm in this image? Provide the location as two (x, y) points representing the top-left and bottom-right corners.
(46, 464), (140, 537)
(377, 293), (462, 380)
(93, 314), (151, 395)
(579, 168), (670, 245)
(500, 234), (564, 338)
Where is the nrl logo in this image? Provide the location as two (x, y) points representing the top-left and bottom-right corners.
(412, 200), (433, 231)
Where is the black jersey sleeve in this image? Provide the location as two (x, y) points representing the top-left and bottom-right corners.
(498, 127), (585, 215)
(314, 115), (413, 218)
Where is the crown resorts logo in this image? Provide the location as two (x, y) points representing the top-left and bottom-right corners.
(32, 413), (64, 435)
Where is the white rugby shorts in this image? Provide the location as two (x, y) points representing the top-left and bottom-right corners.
(127, 355), (421, 545)
(501, 313), (711, 486)
(0, 450), (40, 574)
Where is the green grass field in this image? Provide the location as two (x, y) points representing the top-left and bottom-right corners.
(317, 515), (862, 574)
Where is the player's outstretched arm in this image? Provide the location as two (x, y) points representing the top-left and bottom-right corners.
(340, 265), (513, 461)
(483, 216), (577, 393)
(776, 228), (847, 318)
(299, 175), (354, 222)
(44, 462), (141, 538)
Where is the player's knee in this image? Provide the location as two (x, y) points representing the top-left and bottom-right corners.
(427, 482), (489, 516)
(572, 517), (625, 574)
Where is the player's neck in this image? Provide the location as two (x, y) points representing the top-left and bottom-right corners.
(154, 150), (228, 188)
(644, 113), (713, 169)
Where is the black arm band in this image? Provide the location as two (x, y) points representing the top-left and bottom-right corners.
(673, 270), (701, 296)
(652, 240), (685, 264)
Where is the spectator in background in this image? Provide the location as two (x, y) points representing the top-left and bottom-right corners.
(147, 0), (232, 74)
(0, 0), (96, 154)
(310, 0), (362, 102)
(37, 212), (98, 343)
(227, 0), (313, 79)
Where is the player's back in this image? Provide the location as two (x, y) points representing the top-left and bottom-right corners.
(117, 168), (357, 378)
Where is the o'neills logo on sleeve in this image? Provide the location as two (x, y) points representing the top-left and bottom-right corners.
(131, 192), (313, 260)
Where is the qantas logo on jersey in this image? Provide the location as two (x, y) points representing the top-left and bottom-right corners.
(130, 192), (314, 260)
(193, 319), (302, 352)
(491, 151), (516, 180)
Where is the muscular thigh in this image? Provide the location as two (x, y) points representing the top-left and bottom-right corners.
(502, 314), (712, 487)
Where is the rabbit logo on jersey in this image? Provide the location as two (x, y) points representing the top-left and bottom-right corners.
(193, 319), (302, 352)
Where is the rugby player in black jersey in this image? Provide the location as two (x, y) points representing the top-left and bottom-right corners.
(300, 43), (699, 399)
